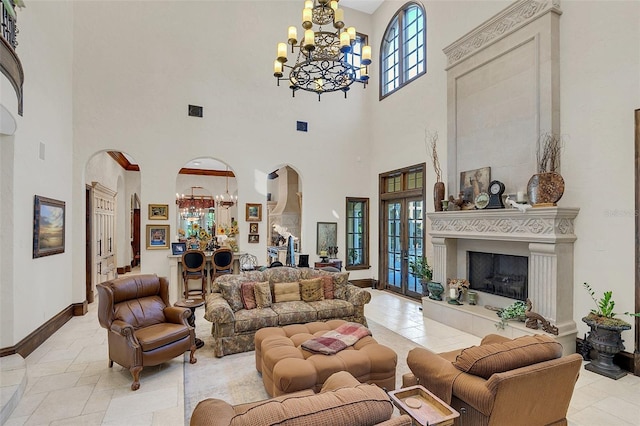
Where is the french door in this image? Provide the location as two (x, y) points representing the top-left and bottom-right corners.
(379, 164), (426, 298)
(384, 197), (424, 297)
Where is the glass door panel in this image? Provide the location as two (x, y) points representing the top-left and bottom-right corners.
(383, 198), (424, 297)
(386, 202), (402, 291)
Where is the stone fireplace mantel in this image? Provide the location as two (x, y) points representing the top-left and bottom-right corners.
(424, 207), (579, 354)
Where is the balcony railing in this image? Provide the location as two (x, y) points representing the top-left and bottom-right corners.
(1, 0), (23, 115)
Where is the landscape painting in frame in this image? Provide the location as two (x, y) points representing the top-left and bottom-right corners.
(33, 195), (66, 258)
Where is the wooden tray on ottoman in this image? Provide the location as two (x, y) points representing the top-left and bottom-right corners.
(388, 385), (460, 426)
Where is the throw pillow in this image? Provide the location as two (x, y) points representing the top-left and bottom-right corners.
(319, 275), (334, 300)
(218, 281), (244, 312)
(253, 281), (272, 308)
(241, 281), (257, 310)
(319, 271), (350, 299)
(452, 334), (563, 379)
(299, 278), (324, 302)
(273, 282), (301, 302)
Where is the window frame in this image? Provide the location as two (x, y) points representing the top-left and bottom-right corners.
(345, 32), (369, 82)
(345, 197), (370, 271)
(379, 2), (426, 100)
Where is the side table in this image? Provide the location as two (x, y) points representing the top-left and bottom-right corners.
(174, 298), (205, 349)
(388, 385), (459, 426)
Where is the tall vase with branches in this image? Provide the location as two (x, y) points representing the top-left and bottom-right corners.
(425, 130), (445, 211)
(527, 132), (565, 207)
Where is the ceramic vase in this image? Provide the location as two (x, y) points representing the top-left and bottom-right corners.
(527, 172), (565, 207)
(434, 182), (445, 212)
(427, 281), (444, 301)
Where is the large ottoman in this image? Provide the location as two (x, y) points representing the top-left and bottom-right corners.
(255, 319), (397, 397)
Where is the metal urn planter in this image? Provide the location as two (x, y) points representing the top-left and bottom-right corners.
(582, 314), (631, 380)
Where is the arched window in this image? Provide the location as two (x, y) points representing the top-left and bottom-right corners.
(380, 2), (426, 98)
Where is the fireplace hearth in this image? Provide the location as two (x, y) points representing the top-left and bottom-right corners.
(424, 207), (579, 355)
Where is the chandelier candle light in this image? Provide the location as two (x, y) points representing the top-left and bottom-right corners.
(273, 0), (372, 100)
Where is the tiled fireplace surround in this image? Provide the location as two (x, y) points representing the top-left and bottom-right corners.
(424, 208), (579, 355)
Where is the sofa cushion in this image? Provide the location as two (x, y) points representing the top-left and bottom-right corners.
(219, 280), (245, 312)
(213, 274), (249, 295)
(243, 270), (266, 282)
(234, 307), (279, 333)
(300, 278), (324, 302)
(241, 282), (258, 310)
(254, 281), (273, 308)
(452, 334), (563, 379)
(274, 282), (301, 302)
(271, 301), (317, 325)
(228, 378), (394, 426)
(265, 267), (302, 284)
(308, 299), (354, 320)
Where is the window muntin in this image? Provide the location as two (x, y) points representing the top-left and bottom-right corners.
(380, 3), (426, 98)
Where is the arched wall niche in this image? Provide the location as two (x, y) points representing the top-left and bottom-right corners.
(84, 150), (141, 301)
(175, 157), (238, 248)
(266, 164), (303, 261)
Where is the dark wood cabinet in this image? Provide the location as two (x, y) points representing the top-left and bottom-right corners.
(131, 208), (140, 267)
(314, 260), (342, 271)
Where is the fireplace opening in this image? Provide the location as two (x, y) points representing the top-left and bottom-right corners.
(468, 251), (528, 301)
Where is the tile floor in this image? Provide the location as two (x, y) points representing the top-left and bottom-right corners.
(2, 282), (640, 425)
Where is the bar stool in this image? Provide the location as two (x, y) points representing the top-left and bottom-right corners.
(182, 250), (207, 298)
(210, 248), (233, 281)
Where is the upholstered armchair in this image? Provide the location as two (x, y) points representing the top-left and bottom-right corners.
(97, 274), (197, 390)
(404, 334), (582, 426)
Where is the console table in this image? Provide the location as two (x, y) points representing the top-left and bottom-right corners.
(314, 260), (342, 271)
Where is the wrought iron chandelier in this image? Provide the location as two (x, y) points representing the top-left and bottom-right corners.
(273, 0), (372, 100)
(216, 167), (237, 208)
(176, 187), (215, 222)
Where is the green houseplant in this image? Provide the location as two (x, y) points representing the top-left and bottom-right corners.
(409, 256), (434, 298)
(581, 282), (640, 379)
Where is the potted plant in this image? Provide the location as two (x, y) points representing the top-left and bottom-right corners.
(527, 132), (565, 207)
(495, 300), (527, 330)
(582, 282), (640, 379)
(409, 256), (434, 298)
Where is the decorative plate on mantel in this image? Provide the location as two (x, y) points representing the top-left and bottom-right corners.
(475, 192), (489, 209)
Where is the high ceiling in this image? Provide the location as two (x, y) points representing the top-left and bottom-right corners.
(340, 0), (384, 14)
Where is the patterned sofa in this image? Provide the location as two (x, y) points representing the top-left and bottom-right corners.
(204, 266), (371, 357)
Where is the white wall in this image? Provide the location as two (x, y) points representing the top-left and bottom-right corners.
(70, 1), (374, 293)
(0, 1), (74, 346)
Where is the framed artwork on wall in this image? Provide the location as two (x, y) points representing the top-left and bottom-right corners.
(148, 204), (169, 220)
(146, 224), (170, 249)
(248, 234), (259, 243)
(249, 223), (259, 234)
(33, 195), (66, 258)
(246, 203), (262, 222)
(316, 222), (337, 255)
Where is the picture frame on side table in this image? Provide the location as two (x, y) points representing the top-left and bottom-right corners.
(148, 204), (169, 220)
(171, 242), (187, 255)
(146, 224), (170, 249)
(246, 203), (262, 222)
(33, 195), (66, 258)
(248, 234), (259, 243)
(316, 222), (337, 255)
(249, 223), (259, 234)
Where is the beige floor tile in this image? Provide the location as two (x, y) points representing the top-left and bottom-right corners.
(50, 412), (104, 426)
(593, 395), (640, 424)
(103, 387), (179, 423)
(24, 384), (94, 425)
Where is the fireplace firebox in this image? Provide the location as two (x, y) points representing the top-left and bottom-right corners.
(468, 251), (528, 301)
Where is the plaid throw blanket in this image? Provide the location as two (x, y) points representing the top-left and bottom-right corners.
(301, 322), (372, 355)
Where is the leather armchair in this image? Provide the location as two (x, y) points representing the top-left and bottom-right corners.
(404, 334), (582, 426)
(97, 274), (197, 390)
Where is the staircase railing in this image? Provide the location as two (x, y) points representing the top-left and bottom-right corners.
(0, 0), (23, 115)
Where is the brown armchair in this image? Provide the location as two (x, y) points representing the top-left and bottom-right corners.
(97, 274), (197, 390)
(404, 334), (582, 426)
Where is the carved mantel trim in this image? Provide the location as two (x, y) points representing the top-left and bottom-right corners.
(428, 207), (579, 243)
(443, 0), (562, 68)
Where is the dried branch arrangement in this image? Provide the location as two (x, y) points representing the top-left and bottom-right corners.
(425, 130), (442, 182)
(537, 132), (562, 173)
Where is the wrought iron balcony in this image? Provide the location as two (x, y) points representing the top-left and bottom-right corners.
(1, 1), (23, 115)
